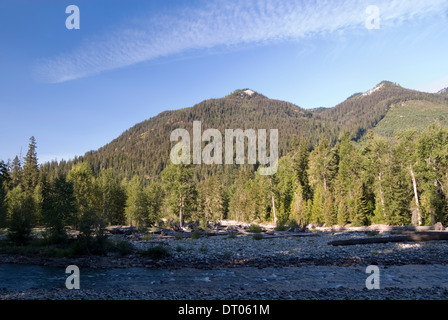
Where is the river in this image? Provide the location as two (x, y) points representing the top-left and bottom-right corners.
(1, 264), (448, 292)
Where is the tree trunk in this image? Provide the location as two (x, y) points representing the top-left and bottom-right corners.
(179, 196), (184, 229)
(409, 165), (422, 226)
(271, 194), (277, 225)
(378, 171), (386, 217)
(329, 232), (448, 246)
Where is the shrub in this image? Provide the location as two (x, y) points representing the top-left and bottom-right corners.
(112, 239), (133, 255)
(175, 245), (185, 252)
(142, 234), (153, 241)
(141, 245), (171, 259)
(226, 230), (238, 239)
(190, 229), (201, 239)
(174, 232), (183, 240)
(274, 223), (288, 231)
(249, 224), (263, 233)
(252, 233), (264, 240)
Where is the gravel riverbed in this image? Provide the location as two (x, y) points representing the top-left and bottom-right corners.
(2, 230), (448, 300)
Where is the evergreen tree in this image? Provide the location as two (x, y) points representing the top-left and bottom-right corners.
(124, 175), (156, 227)
(395, 130), (422, 225)
(125, 175), (144, 226)
(41, 175), (77, 243)
(197, 176), (225, 223)
(0, 161), (10, 227)
(351, 183), (369, 226)
(96, 169), (126, 226)
(311, 184), (325, 225)
(416, 125), (448, 224)
(9, 155), (22, 189)
(309, 136), (338, 193)
(336, 197), (349, 226)
(67, 163), (96, 228)
(322, 191), (336, 227)
(162, 163), (197, 228)
(364, 133), (391, 224)
(276, 156), (297, 224)
(145, 181), (163, 226)
(6, 185), (34, 245)
(293, 138), (312, 200)
(290, 184), (307, 227)
(22, 137), (39, 195)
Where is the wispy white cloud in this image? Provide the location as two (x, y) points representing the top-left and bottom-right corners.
(34, 0), (448, 83)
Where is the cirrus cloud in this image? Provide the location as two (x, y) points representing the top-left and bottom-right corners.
(34, 0), (448, 83)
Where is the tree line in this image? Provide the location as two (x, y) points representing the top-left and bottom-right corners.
(2, 124), (448, 245)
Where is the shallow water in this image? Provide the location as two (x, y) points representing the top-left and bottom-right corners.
(1, 264), (448, 292)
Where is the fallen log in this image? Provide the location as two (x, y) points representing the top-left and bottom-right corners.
(328, 232), (448, 246)
(262, 233), (321, 239)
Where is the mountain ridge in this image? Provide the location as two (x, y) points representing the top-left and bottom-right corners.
(43, 81), (448, 179)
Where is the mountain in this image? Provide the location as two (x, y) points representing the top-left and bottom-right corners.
(44, 82), (448, 179)
(318, 81), (448, 139)
(77, 89), (332, 178)
(372, 99), (448, 138)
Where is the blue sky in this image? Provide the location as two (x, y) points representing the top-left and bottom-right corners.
(1, 0), (448, 164)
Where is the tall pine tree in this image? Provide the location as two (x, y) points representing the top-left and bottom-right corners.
(22, 137), (39, 195)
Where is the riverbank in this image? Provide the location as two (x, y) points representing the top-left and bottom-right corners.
(2, 228), (448, 269)
(2, 226), (448, 300)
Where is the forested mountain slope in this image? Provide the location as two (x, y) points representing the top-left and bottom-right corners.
(319, 81), (448, 139)
(42, 83), (448, 179)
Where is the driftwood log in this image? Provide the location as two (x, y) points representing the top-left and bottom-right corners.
(328, 232), (448, 246)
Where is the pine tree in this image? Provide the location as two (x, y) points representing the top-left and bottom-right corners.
(395, 130), (422, 226)
(197, 176), (225, 223)
(96, 169), (126, 226)
(162, 163), (197, 229)
(336, 197), (349, 226)
(364, 133), (391, 223)
(145, 181), (163, 226)
(7, 186), (34, 245)
(22, 137), (39, 195)
(0, 161), (10, 227)
(351, 182), (369, 226)
(293, 138), (312, 200)
(309, 136), (338, 193)
(311, 184), (325, 225)
(416, 125), (448, 225)
(290, 184), (307, 227)
(9, 155), (22, 189)
(125, 176), (143, 226)
(276, 156), (297, 224)
(41, 174), (77, 243)
(322, 191), (335, 227)
(67, 163), (96, 228)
